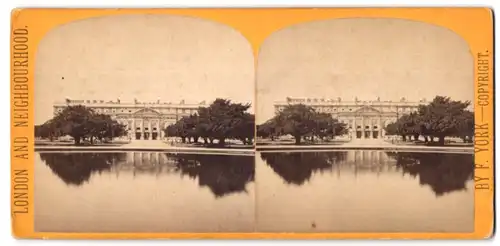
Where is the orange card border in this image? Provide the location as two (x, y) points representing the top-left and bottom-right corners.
(10, 7), (494, 239)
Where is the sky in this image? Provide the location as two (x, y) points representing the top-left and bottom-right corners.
(34, 14), (254, 124)
(256, 18), (474, 123)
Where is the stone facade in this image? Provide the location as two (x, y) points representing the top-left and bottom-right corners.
(274, 97), (427, 139)
(53, 98), (204, 140)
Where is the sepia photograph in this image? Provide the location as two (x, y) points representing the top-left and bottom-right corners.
(9, 7), (494, 240)
(255, 18), (475, 232)
(33, 14), (255, 233)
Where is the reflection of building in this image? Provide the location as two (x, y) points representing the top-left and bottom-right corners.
(346, 150), (395, 165)
(54, 98), (205, 140)
(40, 151), (254, 198)
(274, 97), (426, 140)
(261, 151), (473, 196)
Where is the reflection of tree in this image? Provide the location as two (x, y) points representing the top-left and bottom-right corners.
(167, 154), (255, 198)
(386, 152), (474, 196)
(39, 152), (126, 186)
(39, 152), (254, 197)
(260, 152), (347, 185)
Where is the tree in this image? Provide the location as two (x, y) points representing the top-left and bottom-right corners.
(163, 98), (255, 146)
(455, 110), (474, 143)
(169, 116), (191, 143)
(258, 104), (347, 145)
(276, 104), (316, 144)
(87, 114), (111, 144)
(257, 118), (281, 140)
(35, 119), (63, 141)
(105, 118), (128, 141)
(205, 99), (251, 145)
(313, 113), (347, 141)
(37, 105), (127, 145)
(384, 122), (399, 137)
(417, 96), (471, 145)
(196, 107), (214, 144)
(394, 114), (419, 141)
(231, 113), (255, 145)
(406, 112), (423, 141)
(165, 124), (178, 140)
(53, 105), (95, 145)
(385, 96), (473, 145)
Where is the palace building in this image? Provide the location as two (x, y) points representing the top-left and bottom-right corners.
(274, 97), (427, 140)
(53, 98), (204, 140)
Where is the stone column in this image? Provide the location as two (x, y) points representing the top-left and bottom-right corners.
(361, 117), (365, 139)
(154, 119), (158, 139)
(132, 119), (136, 140)
(368, 118), (372, 139)
(157, 119), (161, 139)
(149, 120), (152, 140)
(351, 117), (356, 139)
(160, 120), (164, 138)
(158, 120), (163, 139)
(372, 118), (375, 139)
(162, 122), (166, 139)
(381, 118), (385, 138)
(378, 117), (382, 139)
(140, 120), (144, 140)
(128, 120), (131, 140)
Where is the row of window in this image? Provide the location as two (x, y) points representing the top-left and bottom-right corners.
(133, 127), (159, 131)
(339, 119), (382, 124)
(344, 125), (380, 129)
(55, 108), (191, 118)
(55, 107), (196, 114)
(275, 106), (416, 112)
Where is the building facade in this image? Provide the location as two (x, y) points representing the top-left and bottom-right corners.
(53, 98), (204, 140)
(274, 97), (427, 140)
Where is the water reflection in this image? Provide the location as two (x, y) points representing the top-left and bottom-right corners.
(39, 152), (254, 198)
(261, 151), (473, 196)
(39, 152), (123, 186)
(260, 152), (347, 185)
(165, 154), (254, 197)
(388, 152), (474, 196)
(257, 150), (474, 232)
(36, 151), (255, 233)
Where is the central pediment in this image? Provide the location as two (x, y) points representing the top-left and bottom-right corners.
(353, 106), (381, 114)
(133, 107), (161, 116)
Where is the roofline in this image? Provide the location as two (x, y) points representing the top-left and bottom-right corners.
(53, 102), (205, 108)
(273, 101), (425, 106)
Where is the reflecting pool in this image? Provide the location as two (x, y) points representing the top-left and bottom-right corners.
(35, 152), (255, 233)
(256, 150), (474, 232)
